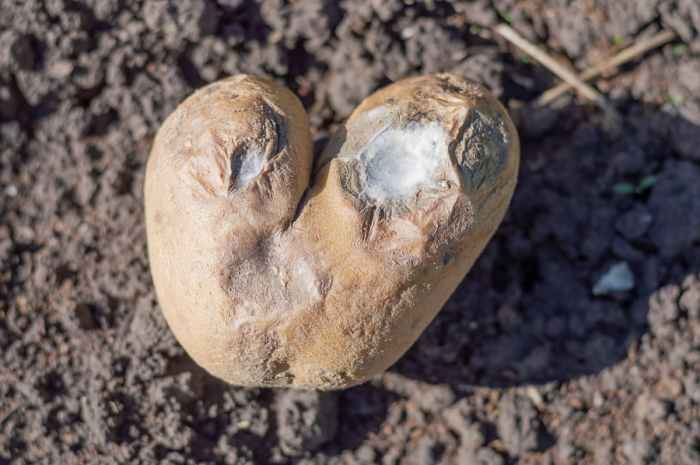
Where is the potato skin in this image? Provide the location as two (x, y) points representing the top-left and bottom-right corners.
(145, 74), (519, 389)
(144, 75), (313, 386)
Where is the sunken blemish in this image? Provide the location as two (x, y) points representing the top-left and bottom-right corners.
(230, 148), (266, 190)
(355, 122), (451, 204)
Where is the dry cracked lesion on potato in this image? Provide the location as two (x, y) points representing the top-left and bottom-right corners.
(346, 147), (468, 264)
(338, 93), (509, 211)
(451, 108), (510, 193)
(228, 105), (287, 192)
(178, 98), (289, 198)
(409, 77), (511, 196)
(352, 122), (454, 207)
(334, 107), (456, 209)
(335, 104), (507, 261)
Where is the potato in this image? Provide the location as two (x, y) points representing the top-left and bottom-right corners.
(145, 74), (519, 389)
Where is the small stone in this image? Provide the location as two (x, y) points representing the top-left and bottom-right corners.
(593, 262), (635, 296)
(593, 391), (604, 408)
(48, 60), (74, 79)
(4, 184), (18, 197)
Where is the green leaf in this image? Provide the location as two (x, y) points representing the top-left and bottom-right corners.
(636, 175), (657, 193)
(613, 182), (636, 195)
(498, 10), (513, 24)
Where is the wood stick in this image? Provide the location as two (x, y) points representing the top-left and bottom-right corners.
(537, 30), (677, 105)
(492, 23), (621, 127)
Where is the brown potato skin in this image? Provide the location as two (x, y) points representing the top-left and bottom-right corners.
(145, 74), (519, 390)
(145, 75), (314, 386)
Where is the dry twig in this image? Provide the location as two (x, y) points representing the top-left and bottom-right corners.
(537, 29), (677, 105)
(493, 23), (621, 127)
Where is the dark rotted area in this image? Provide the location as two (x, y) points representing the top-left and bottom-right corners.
(1, 1), (700, 464)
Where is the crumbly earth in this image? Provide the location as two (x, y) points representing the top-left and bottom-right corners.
(1, 1), (699, 464)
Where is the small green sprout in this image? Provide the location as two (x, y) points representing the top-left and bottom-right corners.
(665, 94), (685, 106)
(613, 182), (636, 195)
(497, 10), (513, 24)
(613, 175), (657, 195)
(671, 44), (687, 57)
(636, 175), (657, 192)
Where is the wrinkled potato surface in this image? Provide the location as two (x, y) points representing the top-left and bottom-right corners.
(145, 74), (519, 389)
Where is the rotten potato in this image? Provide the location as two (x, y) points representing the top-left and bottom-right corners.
(145, 74), (519, 389)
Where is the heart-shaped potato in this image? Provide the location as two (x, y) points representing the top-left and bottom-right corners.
(145, 74), (519, 389)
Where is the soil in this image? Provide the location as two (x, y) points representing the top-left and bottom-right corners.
(1, 1), (700, 464)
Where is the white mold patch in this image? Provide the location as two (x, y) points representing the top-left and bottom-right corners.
(357, 122), (450, 203)
(230, 149), (266, 190)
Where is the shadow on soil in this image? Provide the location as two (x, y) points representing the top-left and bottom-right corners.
(392, 100), (700, 389)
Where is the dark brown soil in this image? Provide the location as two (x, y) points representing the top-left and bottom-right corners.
(2, 1), (700, 464)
